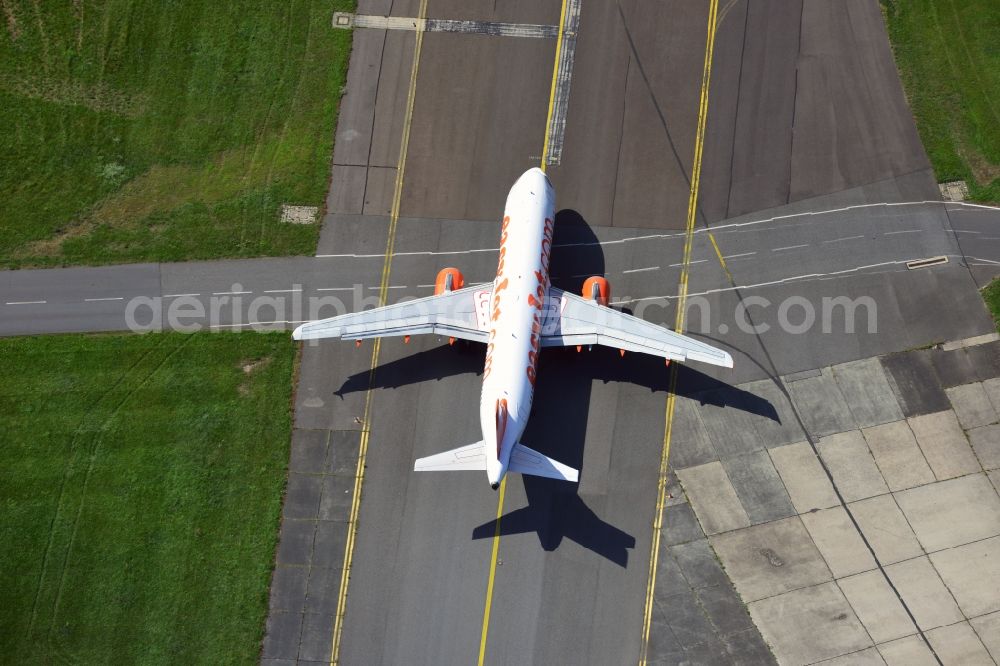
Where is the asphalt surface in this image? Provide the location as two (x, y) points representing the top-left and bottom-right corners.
(4, 1), (1000, 664)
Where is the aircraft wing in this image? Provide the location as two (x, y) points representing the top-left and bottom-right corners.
(540, 287), (733, 368)
(292, 284), (492, 342)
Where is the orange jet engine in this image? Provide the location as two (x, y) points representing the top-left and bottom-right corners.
(434, 267), (465, 295)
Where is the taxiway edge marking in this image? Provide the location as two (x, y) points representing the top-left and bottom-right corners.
(540, 0), (570, 171)
(328, 1), (429, 663)
(638, 0), (719, 662)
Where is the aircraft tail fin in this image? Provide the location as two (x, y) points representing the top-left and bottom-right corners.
(509, 443), (579, 482)
(414, 441), (486, 471)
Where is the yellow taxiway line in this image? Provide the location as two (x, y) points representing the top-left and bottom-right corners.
(477, 0), (570, 662)
(329, 1), (430, 663)
(476, 476), (508, 664)
(637, 0), (720, 663)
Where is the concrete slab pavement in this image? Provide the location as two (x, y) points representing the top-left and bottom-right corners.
(662, 343), (1000, 665)
(861, 421), (935, 492)
(849, 495), (923, 566)
(748, 582), (872, 665)
(925, 621), (994, 665)
(930, 536), (1000, 619)
(837, 570), (916, 644)
(895, 474), (1000, 553)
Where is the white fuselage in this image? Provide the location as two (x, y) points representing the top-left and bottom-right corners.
(480, 168), (555, 488)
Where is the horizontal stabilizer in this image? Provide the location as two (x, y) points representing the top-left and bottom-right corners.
(509, 443), (578, 482)
(414, 441), (486, 471)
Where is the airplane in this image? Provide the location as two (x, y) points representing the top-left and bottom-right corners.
(292, 168), (733, 489)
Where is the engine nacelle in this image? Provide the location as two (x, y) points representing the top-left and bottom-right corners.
(582, 276), (610, 306)
(434, 267), (465, 295)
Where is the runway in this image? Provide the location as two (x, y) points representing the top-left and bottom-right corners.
(4, 0), (1000, 664)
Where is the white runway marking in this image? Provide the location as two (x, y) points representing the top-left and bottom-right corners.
(316, 287), (356, 292)
(340, 13), (558, 39)
(263, 289), (303, 294)
(620, 259), (916, 304)
(210, 320), (309, 329)
(823, 235), (866, 244)
(772, 244), (809, 252)
(668, 259), (707, 267)
(5, 300), (46, 305)
(312, 200), (1000, 260)
(623, 266), (659, 274)
(212, 290), (252, 295)
(953, 229), (981, 234)
(84, 297), (124, 302)
(162, 293), (200, 298)
(543, 0), (582, 166)
(723, 252), (757, 259)
(883, 229), (921, 236)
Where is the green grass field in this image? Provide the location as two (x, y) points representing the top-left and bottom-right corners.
(0, 332), (296, 663)
(983, 278), (1000, 331)
(882, 0), (1000, 202)
(0, 1), (353, 269)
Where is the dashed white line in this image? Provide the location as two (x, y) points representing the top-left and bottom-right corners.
(668, 259), (707, 267)
(84, 297), (124, 302)
(309, 201), (1000, 260)
(212, 290), (252, 295)
(883, 229), (920, 236)
(623, 266), (659, 274)
(263, 288), (303, 294)
(618, 259), (916, 304)
(723, 252), (756, 259)
(316, 287), (355, 292)
(209, 320), (310, 329)
(316, 247), (499, 259)
(772, 244), (809, 252)
(5, 300), (46, 305)
(822, 235), (866, 244)
(367, 285), (406, 290)
(163, 293), (200, 298)
(952, 230), (981, 234)
(417, 284), (435, 289)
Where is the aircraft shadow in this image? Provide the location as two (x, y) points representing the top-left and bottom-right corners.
(333, 210), (775, 566)
(471, 477), (637, 567)
(334, 344), (777, 421)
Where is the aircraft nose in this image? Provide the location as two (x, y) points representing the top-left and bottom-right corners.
(517, 167), (551, 189)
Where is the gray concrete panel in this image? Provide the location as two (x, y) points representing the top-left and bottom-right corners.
(817, 430), (889, 502)
(610, 0), (708, 230)
(790, 0), (930, 202)
(332, 27), (387, 167)
(881, 350), (951, 418)
(545, 0), (628, 228)
(749, 582), (872, 665)
(721, 450), (795, 525)
(710, 517), (831, 602)
(723, 0), (801, 220)
(787, 369), (856, 438)
(401, 32), (553, 221)
(327, 165), (368, 215)
(801, 507), (876, 579)
(832, 358), (904, 428)
(368, 30), (414, 169)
